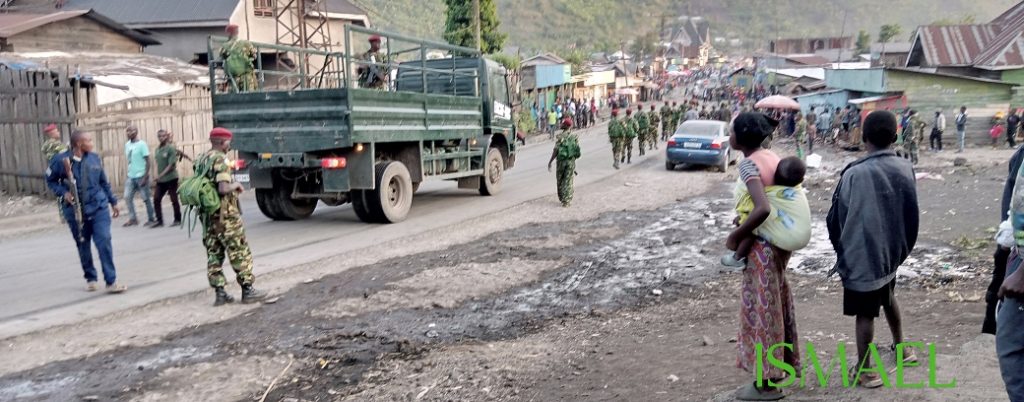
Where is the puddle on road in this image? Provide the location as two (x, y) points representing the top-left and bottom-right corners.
(0, 377), (76, 400)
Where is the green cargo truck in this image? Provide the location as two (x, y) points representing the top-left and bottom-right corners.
(208, 26), (517, 223)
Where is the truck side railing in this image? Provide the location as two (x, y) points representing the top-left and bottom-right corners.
(207, 26), (484, 98)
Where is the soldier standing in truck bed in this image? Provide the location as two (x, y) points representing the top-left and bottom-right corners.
(357, 35), (390, 90)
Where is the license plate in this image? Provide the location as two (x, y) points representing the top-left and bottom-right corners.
(234, 173), (250, 183)
(683, 142), (702, 149)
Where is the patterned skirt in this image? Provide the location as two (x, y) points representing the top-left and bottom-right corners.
(737, 238), (801, 379)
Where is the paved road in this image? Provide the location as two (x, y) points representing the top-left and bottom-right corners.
(0, 120), (670, 338)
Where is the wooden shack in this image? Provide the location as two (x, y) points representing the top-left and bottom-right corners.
(0, 9), (158, 53)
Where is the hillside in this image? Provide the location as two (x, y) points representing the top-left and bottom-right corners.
(349, 0), (1018, 54)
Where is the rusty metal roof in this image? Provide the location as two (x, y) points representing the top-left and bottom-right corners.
(911, 2), (1024, 70)
(915, 25), (998, 66)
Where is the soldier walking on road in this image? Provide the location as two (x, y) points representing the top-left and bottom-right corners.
(648, 104), (661, 150)
(635, 104), (649, 156)
(548, 119), (580, 207)
(46, 131), (127, 294)
(608, 109), (625, 169)
(623, 108), (638, 164)
(660, 102), (673, 142)
(197, 128), (267, 306)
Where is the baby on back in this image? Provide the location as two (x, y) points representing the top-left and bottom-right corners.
(723, 156), (812, 267)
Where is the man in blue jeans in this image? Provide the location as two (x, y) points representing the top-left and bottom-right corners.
(123, 126), (157, 227)
(47, 131), (127, 293)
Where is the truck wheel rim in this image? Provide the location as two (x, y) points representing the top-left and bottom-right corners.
(388, 178), (400, 206)
(488, 158), (501, 184)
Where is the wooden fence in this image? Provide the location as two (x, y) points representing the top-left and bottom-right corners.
(0, 69), (76, 194)
(0, 68), (212, 195)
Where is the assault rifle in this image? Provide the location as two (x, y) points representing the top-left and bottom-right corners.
(62, 157), (84, 243)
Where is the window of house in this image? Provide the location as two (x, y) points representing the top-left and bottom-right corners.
(254, 0), (273, 17)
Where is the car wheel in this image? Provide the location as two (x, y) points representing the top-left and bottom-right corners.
(718, 151), (729, 173)
(665, 161), (675, 171)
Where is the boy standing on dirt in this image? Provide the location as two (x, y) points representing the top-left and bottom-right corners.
(827, 110), (920, 388)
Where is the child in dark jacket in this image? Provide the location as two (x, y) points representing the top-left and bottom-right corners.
(826, 110), (920, 388)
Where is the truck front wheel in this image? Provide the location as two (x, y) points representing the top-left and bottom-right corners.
(479, 147), (504, 196)
(360, 161), (413, 223)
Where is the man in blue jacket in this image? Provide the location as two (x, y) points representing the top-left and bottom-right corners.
(46, 130), (127, 293)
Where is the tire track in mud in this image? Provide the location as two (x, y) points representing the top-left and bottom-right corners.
(0, 195), (735, 402)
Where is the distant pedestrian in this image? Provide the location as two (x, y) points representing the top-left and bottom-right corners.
(548, 119), (580, 207)
(994, 123), (1007, 148)
(123, 126), (157, 227)
(153, 129), (189, 228)
(930, 109), (946, 151)
(955, 106), (968, 153)
(660, 102), (674, 141)
(197, 128), (266, 305)
(906, 110), (926, 165)
(794, 112), (807, 160)
(46, 131), (127, 294)
(1008, 109), (1020, 149)
(547, 108), (557, 139)
(827, 110), (919, 388)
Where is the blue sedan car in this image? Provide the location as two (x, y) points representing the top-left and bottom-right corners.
(665, 120), (737, 172)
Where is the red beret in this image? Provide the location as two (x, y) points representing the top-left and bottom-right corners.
(636, 104), (643, 110)
(626, 109), (633, 116)
(611, 109), (619, 116)
(650, 105), (656, 110)
(368, 35), (381, 42)
(210, 127), (233, 140)
(225, 24), (239, 34)
(43, 123), (57, 132)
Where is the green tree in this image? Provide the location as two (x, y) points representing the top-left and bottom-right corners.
(878, 24), (902, 43)
(488, 53), (521, 71)
(443, 0), (507, 54)
(855, 30), (871, 54)
(559, 49), (588, 75)
(629, 31), (659, 60)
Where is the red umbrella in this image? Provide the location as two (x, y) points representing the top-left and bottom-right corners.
(755, 95), (801, 110)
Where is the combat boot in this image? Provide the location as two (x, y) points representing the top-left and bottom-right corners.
(241, 284), (267, 304)
(214, 287), (235, 306)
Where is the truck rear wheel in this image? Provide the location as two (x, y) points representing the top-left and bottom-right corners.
(351, 190), (375, 223)
(362, 161), (413, 223)
(256, 189), (284, 220)
(258, 183), (317, 221)
(479, 147), (504, 196)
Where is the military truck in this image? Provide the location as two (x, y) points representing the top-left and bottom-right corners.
(208, 26), (517, 223)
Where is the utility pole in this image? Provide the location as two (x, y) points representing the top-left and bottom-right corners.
(473, 0), (481, 52)
(836, 8), (848, 66)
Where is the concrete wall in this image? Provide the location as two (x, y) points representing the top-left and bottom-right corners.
(535, 64), (570, 89)
(795, 91), (851, 115)
(142, 27), (220, 61)
(825, 68), (886, 93)
(885, 69), (1014, 111)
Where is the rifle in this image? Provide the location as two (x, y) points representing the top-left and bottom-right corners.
(62, 157), (85, 243)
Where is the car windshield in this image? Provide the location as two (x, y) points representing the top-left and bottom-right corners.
(675, 122), (722, 138)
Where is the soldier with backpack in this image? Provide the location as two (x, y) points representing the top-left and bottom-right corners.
(635, 104), (649, 157)
(219, 25), (257, 92)
(548, 119), (581, 207)
(608, 109), (625, 169)
(648, 104), (661, 151)
(185, 127), (267, 306)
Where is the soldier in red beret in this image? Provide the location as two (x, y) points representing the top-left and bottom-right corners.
(219, 24), (257, 92)
(357, 34), (389, 89)
(193, 127), (266, 305)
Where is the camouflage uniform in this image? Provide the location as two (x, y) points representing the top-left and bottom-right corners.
(41, 138), (68, 163)
(907, 114), (926, 165)
(608, 116), (625, 169)
(635, 111), (649, 156)
(220, 39), (257, 92)
(648, 110), (661, 150)
(358, 50), (390, 89)
(554, 129), (579, 207)
(660, 105), (673, 141)
(199, 150), (255, 288)
(794, 119), (808, 160)
(623, 115), (638, 163)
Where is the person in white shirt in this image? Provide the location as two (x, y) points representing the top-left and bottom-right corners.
(930, 109), (946, 152)
(955, 106), (968, 153)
